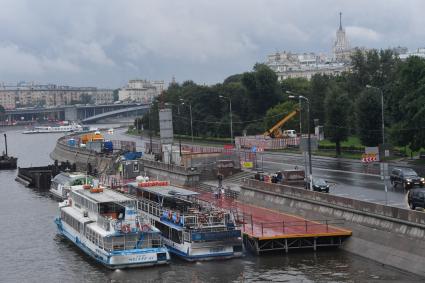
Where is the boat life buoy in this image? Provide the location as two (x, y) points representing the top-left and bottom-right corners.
(122, 224), (130, 233)
(139, 224), (150, 232)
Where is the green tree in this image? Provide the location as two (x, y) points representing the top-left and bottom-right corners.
(113, 89), (119, 101)
(324, 85), (350, 156)
(356, 88), (382, 146)
(0, 104), (5, 121)
(308, 74), (330, 129)
(242, 64), (282, 117)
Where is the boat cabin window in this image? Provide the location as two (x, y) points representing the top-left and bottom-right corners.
(162, 197), (193, 213)
(99, 202), (126, 219)
(103, 234), (139, 251)
(154, 221), (183, 244)
(61, 210), (83, 233)
(85, 226), (103, 248)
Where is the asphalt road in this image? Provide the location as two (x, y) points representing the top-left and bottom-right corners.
(114, 129), (415, 209)
(256, 152), (410, 209)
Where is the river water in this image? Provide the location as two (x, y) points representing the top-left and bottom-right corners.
(0, 127), (423, 283)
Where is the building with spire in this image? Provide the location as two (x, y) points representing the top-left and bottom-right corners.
(265, 12), (354, 80)
(333, 12), (351, 62)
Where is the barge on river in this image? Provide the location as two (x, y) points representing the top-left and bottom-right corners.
(0, 133), (17, 170)
(126, 181), (243, 261)
(55, 186), (170, 269)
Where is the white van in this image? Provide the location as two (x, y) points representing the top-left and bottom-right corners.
(282, 130), (297, 138)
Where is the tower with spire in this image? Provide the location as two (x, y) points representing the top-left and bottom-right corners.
(333, 12), (350, 62)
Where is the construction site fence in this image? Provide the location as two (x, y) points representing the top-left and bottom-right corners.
(142, 159), (198, 175)
(235, 135), (300, 150)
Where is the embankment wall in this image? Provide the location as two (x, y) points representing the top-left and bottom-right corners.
(240, 179), (425, 277)
(50, 136), (114, 174)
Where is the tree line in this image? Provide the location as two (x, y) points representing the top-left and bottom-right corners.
(139, 49), (425, 155)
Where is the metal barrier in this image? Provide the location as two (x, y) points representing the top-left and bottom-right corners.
(242, 179), (425, 227)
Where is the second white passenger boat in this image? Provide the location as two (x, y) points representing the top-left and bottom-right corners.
(127, 181), (243, 261)
(55, 186), (170, 269)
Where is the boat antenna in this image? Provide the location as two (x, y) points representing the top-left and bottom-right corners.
(4, 133), (8, 156)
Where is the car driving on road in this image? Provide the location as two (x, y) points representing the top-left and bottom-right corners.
(407, 188), (425, 210)
(390, 167), (424, 190)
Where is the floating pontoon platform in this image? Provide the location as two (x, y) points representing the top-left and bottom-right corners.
(196, 192), (352, 254)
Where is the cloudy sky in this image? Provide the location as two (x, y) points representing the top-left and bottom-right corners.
(0, 0), (424, 88)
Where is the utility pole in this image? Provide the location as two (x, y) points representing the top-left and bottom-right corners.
(287, 92), (312, 189)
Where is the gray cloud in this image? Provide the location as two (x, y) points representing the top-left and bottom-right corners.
(0, 0), (424, 87)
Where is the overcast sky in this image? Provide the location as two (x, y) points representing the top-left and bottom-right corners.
(0, 0), (424, 88)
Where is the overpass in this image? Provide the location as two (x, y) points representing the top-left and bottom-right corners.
(4, 103), (149, 122)
(81, 104), (150, 123)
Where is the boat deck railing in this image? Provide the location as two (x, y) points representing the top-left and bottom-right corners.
(137, 198), (234, 229)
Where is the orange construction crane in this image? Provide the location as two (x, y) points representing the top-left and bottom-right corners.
(263, 109), (299, 138)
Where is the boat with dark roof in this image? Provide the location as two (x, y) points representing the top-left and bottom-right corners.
(126, 181), (243, 261)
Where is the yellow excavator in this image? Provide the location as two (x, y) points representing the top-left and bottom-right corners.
(263, 109), (299, 138)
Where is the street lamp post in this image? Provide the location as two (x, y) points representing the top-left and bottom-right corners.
(366, 85), (387, 205)
(287, 91), (312, 189)
(219, 95), (233, 144)
(179, 99), (194, 143)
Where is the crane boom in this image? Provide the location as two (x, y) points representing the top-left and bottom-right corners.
(264, 109), (299, 138)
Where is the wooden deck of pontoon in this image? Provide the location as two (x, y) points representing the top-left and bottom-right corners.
(197, 192), (352, 254)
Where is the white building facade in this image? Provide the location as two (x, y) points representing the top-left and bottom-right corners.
(118, 79), (164, 103)
(265, 13), (352, 81)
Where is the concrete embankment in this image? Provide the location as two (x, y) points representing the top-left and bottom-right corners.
(240, 179), (425, 277)
(50, 135), (114, 174)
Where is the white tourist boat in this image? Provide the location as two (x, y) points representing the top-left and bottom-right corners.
(23, 123), (83, 134)
(50, 172), (92, 200)
(127, 181), (243, 261)
(55, 186), (170, 269)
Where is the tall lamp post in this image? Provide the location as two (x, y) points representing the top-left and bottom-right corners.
(219, 95), (233, 144)
(366, 85), (387, 205)
(179, 99), (194, 143)
(287, 91), (312, 188)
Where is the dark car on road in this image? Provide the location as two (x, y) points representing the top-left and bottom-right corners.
(390, 168), (424, 190)
(407, 188), (425, 210)
(306, 178), (330, 193)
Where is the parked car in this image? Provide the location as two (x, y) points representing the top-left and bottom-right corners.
(305, 178), (330, 193)
(407, 188), (425, 210)
(390, 167), (424, 190)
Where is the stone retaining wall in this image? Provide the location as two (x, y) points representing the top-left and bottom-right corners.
(240, 179), (425, 277)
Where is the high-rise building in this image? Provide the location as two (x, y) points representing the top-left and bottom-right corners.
(333, 12), (351, 62)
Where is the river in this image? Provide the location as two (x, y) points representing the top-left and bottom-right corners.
(0, 127), (423, 282)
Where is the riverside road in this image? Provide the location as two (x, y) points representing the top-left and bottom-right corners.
(131, 132), (415, 209)
(256, 152), (410, 209)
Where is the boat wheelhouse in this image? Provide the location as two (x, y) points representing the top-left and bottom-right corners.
(55, 187), (170, 269)
(50, 172), (92, 200)
(127, 182), (243, 261)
